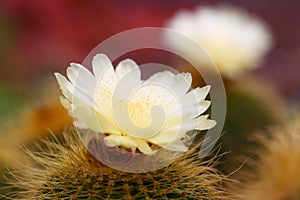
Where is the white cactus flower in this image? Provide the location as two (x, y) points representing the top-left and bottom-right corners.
(55, 54), (216, 155)
(166, 5), (273, 78)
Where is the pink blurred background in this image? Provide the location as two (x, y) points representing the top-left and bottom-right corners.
(0, 0), (300, 116)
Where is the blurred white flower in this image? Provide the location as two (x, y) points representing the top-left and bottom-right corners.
(55, 54), (216, 154)
(166, 5), (273, 78)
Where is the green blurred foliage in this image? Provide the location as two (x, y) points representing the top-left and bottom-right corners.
(0, 83), (25, 125)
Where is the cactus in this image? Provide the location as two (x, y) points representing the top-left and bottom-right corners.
(217, 78), (284, 174)
(234, 116), (300, 200)
(4, 129), (230, 200)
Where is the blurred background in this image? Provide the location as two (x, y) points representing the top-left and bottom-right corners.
(0, 0), (300, 189)
(0, 0), (300, 98)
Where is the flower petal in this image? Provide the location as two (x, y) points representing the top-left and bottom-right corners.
(59, 96), (71, 110)
(67, 63), (95, 93)
(74, 118), (89, 129)
(113, 59), (142, 99)
(148, 128), (183, 147)
(71, 104), (120, 135)
(181, 85), (211, 107)
(164, 140), (188, 152)
(168, 100), (211, 120)
(92, 54), (114, 79)
(54, 72), (74, 99)
(171, 73), (192, 97)
(115, 59), (141, 80)
(55, 72), (95, 108)
(136, 140), (154, 155)
(187, 100), (211, 118)
(146, 70), (176, 86)
(196, 117), (217, 130)
(146, 71), (192, 98)
(72, 105), (102, 132)
(163, 114), (216, 136)
(104, 135), (137, 149)
(113, 102), (166, 139)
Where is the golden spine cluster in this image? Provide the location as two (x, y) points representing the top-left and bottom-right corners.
(4, 129), (230, 200)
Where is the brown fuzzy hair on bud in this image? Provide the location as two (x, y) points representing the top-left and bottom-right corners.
(3, 128), (231, 200)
